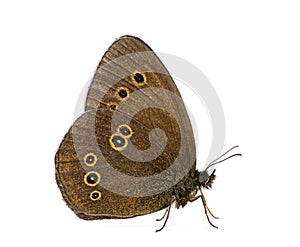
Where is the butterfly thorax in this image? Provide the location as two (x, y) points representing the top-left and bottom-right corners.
(173, 170), (216, 209)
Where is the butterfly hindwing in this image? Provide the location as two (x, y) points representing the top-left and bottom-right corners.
(55, 110), (175, 219)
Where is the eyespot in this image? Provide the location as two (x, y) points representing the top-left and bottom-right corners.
(109, 134), (128, 151)
(133, 73), (145, 83)
(84, 153), (97, 167)
(117, 124), (133, 138)
(84, 171), (101, 187)
(131, 71), (146, 85)
(116, 87), (130, 100)
(90, 190), (102, 201)
(107, 102), (118, 111)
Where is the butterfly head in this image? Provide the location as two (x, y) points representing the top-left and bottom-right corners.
(198, 146), (242, 189)
(198, 169), (216, 189)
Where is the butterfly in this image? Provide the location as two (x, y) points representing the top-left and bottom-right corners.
(55, 35), (241, 232)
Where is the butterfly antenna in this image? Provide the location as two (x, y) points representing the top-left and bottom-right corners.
(209, 153), (242, 167)
(205, 145), (241, 171)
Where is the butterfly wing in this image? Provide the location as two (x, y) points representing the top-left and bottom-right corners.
(85, 35), (182, 111)
(55, 110), (174, 219)
(55, 36), (196, 219)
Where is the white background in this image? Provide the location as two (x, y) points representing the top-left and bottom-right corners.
(1, 1), (299, 246)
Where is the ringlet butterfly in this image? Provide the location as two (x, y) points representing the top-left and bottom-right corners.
(55, 35), (241, 232)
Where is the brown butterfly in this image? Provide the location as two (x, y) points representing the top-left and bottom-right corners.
(55, 35), (241, 232)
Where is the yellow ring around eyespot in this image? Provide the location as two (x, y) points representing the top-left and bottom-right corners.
(115, 86), (130, 100)
(107, 102), (118, 111)
(117, 124), (133, 138)
(89, 190), (102, 201)
(109, 134), (128, 151)
(83, 152), (97, 167)
(84, 171), (101, 187)
(131, 71), (147, 86)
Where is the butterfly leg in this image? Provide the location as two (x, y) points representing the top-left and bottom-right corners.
(199, 188), (218, 228)
(155, 203), (172, 232)
(156, 208), (169, 221)
(206, 204), (219, 220)
(199, 187), (219, 219)
(189, 193), (218, 219)
(189, 195), (201, 202)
